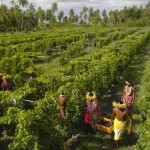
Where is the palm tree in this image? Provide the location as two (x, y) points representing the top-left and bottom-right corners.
(93, 9), (101, 25)
(129, 5), (138, 20)
(79, 10), (83, 23)
(45, 9), (52, 21)
(51, 2), (58, 14)
(18, 0), (28, 31)
(26, 3), (37, 29)
(50, 2), (58, 25)
(82, 6), (88, 23)
(0, 2), (9, 30)
(102, 9), (108, 26)
(63, 16), (68, 25)
(69, 9), (75, 24)
(10, 0), (20, 30)
(0, 0), (5, 26)
(108, 10), (117, 25)
(37, 6), (45, 23)
(57, 10), (64, 22)
(88, 7), (94, 25)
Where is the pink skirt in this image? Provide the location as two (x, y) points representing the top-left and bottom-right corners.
(122, 95), (134, 111)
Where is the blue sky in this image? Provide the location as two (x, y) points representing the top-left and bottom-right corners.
(1, 0), (149, 14)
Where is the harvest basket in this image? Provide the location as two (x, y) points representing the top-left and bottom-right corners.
(96, 117), (114, 134)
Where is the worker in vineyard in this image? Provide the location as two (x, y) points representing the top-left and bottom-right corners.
(121, 81), (135, 112)
(84, 91), (102, 133)
(58, 91), (68, 118)
(111, 101), (133, 150)
(1, 75), (16, 91)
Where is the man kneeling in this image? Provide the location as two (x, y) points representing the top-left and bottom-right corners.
(111, 101), (133, 150)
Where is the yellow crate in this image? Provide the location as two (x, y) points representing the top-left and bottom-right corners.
(96, 117), (114, 134)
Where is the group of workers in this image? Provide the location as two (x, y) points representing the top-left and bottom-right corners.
(0, 70), (135, 149)
(58, 80), (135, 150)
(0, 71), (36, 91)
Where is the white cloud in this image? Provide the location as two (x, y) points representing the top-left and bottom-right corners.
(0, 0), (149, 14)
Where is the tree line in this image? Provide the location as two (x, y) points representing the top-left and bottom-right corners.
(0, 0), (150, 32)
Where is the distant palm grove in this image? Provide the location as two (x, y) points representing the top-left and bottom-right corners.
(0, 0), (150, 31)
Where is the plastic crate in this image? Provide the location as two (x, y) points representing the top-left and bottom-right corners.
(96, 117), (114, 134)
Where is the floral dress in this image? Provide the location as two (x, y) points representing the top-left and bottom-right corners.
(122, 86), (134, 111)
(85, 99), (101, 125)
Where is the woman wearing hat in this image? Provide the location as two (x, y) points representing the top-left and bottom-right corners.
(84, 92), (102, 132)
(121, 81), (135, 112)
(1, 75), (16, 91)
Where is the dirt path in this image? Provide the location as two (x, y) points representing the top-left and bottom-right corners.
(75, 38), (150, 150)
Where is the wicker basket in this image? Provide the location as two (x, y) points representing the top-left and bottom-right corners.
(96, 117), (114, 134)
